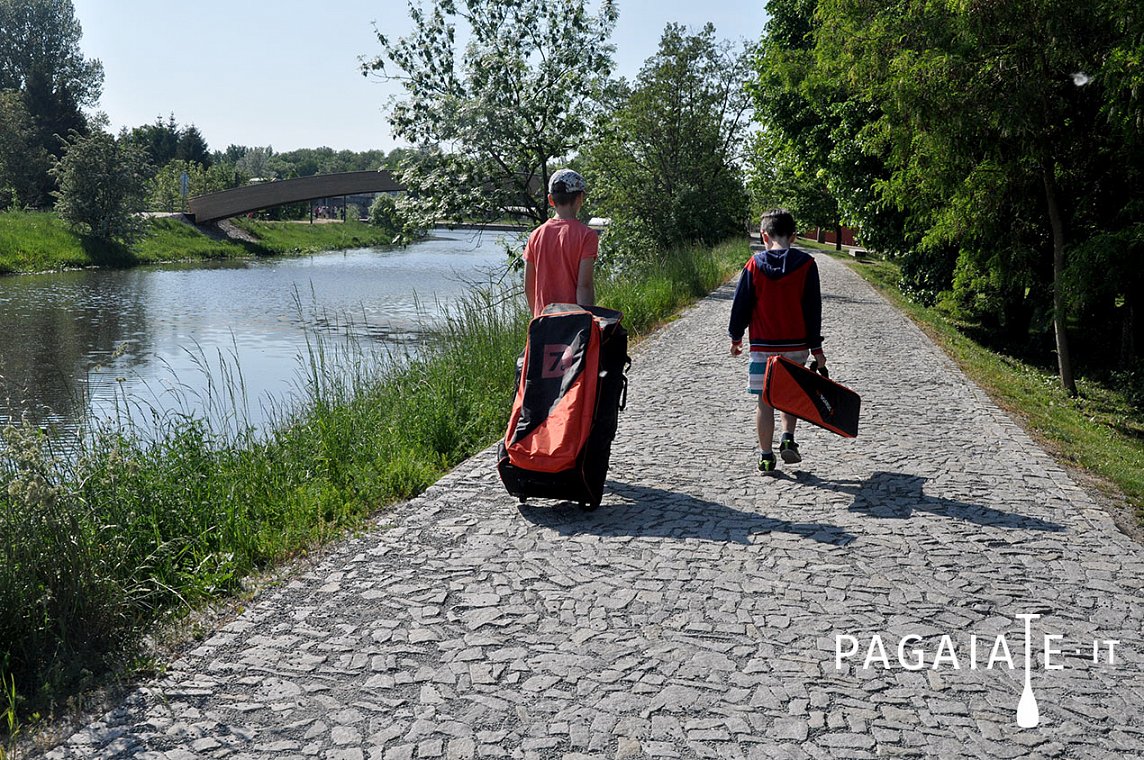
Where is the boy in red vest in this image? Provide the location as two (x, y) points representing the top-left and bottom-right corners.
(523, 168), (598, 317)
(728, 209), (826, 474)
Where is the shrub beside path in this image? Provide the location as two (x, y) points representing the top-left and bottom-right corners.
(43, 253), (1144, 759)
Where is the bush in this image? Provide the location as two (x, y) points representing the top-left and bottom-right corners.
(50, 130), (150, 242)
(367, 194), (420, 243)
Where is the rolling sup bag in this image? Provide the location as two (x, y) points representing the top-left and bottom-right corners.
(497, 303), (629, 509)
(761, 355), (860, 438)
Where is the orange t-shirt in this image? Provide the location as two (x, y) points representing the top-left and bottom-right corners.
(523, 218), (598, 316)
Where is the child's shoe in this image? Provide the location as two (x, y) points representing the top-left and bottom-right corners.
(758, 451), (777, 474)
(779, 435), (802, 464)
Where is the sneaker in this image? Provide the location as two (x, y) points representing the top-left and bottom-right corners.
(779, 437), (802, 464)
(758, 451), (777, 474)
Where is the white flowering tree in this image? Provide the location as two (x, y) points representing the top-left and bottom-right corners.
(361, 0), (617, 229)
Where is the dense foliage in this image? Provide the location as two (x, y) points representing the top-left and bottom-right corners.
(0, 0), (103, 206)
(50, 127), (150, 241)
(124, 114), (211, 169)
(751, 0), (1144, 391)
(582, 23), (751, 265)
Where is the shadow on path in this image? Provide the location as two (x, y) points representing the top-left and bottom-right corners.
(792, 470), (1065, 532)
(518, 481), (857, 546)
(822, 292), (881, 306)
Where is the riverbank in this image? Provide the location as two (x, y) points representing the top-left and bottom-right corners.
(0, 238), (747, 741)
(798, 238), (1144, 533)
(0, 211), (403, 275)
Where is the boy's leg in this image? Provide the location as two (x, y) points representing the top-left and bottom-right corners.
(756, 396), (778, 473)
(757, 396), (776, 451)
(779, 412), (802, 463)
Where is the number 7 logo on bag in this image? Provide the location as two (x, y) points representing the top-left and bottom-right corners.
(541, 344), (574, 378)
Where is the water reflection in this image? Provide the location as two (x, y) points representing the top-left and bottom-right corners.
(0, 229), (520, 436)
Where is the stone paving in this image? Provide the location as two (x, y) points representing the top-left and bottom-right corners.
(42, 253), (1144, 759)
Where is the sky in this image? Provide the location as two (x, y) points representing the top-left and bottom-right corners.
(70, 0), (767, 154)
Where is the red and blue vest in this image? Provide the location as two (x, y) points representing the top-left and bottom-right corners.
(728, 248), (823, 352)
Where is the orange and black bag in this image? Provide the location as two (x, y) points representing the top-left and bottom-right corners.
(497, 303), (629, 509)
(761, 355), (860, 438)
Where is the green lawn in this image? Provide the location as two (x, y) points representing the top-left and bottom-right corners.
(230, 217), (403, 254)
(0, 211), (400, 275)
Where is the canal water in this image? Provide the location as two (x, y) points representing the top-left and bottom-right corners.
(0, 229), (521, 438)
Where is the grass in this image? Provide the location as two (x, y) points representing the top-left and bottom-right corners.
(131, 217), (247, 262)
(798, 238), (1144, 524)
(0, 236), (748, 741)
(599, 238), (747, 337)
(0, 211), (401, 275)
(0, 211), (112, 273)
(229, 217), (403, 254)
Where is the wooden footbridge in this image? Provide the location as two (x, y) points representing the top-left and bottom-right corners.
(187, 170), (404, 223)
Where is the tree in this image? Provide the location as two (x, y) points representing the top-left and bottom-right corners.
(175, 124), (211, 167)
(367, 193), (419, 243)
(267, 147), (391, 177)
(235, 146), (274, 180)
(51, 127), (150, 240)
(361, 0), (617, 229)
(812, 0), (1143, 392)
(146, 159), (235, 212)
(0, 0), (103, 204)
(748, 0), (834, 235)
(748, 0), (903, 254)
(0, 89), (49, 208)
(582, 23), (751, 259)
(217, 144), (248, 166)
(125, 114), (180, 169)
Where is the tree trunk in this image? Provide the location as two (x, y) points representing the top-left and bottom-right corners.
(816, 227), (825, 244)
(1042, 160), (1077, 396)
(834, 220), (843, 251)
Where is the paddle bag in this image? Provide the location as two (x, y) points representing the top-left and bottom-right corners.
(497, 303), (629, 509)
(761, 355), (860, 438)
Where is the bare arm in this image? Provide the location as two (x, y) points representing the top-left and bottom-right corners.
(576, 258), (595, 307)
(524, 259), (537, 315)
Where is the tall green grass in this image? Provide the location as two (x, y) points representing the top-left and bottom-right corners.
(0, 237), (747, 735)
(599, 239), (747, 336)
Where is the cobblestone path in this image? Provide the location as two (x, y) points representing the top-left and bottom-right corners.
(45, 253), (1144, 759)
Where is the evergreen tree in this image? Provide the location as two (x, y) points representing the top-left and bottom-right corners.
(0, 0), (103, 205)
(175, 124), (211, 167)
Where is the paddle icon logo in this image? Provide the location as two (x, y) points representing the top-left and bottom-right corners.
(1016, 614), (1039, 728)
(834, 614), (1121, 729)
